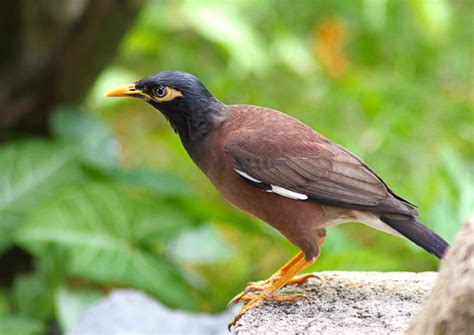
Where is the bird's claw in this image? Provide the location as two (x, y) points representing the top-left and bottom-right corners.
(227, 293), (308, 330)
(228, 273), (319, 308)
(227, 280), (270, 307)
(227, 253), (317, 330)
(288, 272), (321, 284)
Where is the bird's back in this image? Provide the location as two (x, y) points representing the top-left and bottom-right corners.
(221, 104), (417, 217)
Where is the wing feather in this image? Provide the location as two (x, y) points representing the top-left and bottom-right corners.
(225, 130), (416, 215)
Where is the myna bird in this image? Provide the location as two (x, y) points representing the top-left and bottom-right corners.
(106, 71), (449, 326)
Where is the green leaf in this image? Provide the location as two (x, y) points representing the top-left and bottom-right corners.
(16, 183), (196, 309)
(50, 108), (119, 168)
(12, 274), (54, 320)
(0, 140), (80, 252)
(0, 316), (44, 335)
(98, 167), (192, 197)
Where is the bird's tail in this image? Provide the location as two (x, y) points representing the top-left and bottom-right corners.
(380, 214), (449, 259)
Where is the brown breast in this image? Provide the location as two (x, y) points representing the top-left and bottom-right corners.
(192, 105), (355, 259)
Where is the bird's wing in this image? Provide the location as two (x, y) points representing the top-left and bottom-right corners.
(224, 129), (417, 215)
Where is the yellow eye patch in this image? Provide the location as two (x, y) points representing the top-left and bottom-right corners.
(152, 86), (183, 102)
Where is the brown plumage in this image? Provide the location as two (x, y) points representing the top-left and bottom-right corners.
(194, 105), (416, 259)
(106, 70), (449, 326)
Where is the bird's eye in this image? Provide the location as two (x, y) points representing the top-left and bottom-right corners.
(154, 86), (167, 98)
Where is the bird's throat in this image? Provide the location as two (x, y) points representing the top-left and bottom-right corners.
(161, 100), (228, 145)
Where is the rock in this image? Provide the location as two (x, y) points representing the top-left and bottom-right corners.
(234, 271), (437, 335)
(68, 272), (439, 334)
(67, 290), (237, 335)
(407, 215), (474, 335)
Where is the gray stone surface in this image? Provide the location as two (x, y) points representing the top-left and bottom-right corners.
(407, 215), (474, 335)
(234, 271), (437, 335)
(68, 289), (237, 335)
(68, 272), (437, 335)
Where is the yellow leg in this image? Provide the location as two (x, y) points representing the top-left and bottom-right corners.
(228, 251), (316, 328)
(228, 251), (317, 306)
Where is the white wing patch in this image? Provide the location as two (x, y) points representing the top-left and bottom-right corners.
(235, 169), (308, 200)
(269, 185), (308, 200)
(235, 169), (262, 183)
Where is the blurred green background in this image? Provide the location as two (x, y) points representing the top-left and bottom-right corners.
(0, 0), (473, 333)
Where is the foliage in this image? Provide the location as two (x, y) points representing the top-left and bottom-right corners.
(0, 110), (237, 333)
(1, 0), (473, 333)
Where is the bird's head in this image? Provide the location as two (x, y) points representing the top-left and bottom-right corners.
(106, 71), (226, 142)
(106, 70), (215, 113)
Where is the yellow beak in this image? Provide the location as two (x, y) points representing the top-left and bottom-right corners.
(105, 84), (144, 98)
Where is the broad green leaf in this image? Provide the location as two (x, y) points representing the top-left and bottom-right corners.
(98, 167), (192, 197)
(16, 183), (196, 309)
(50, 108), (119, 168)
(0, 316), (44, 335)
(0, 140), (80, 252)
(12, 274), (54, 320)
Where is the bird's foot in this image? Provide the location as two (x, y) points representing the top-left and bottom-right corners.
(289, 272), (321, 284)
(227, 272), (319, 307)
(238, 293), (308, 303)
(227, 280), (270, 307)
(227, 292), (308, 329)
(227, 251), (317, 330)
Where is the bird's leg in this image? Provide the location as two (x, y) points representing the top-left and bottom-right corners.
(229, 262), (320, 305)
(228, 251), (316, 328)
(229, 229), (326, 307)
(228, 252), (303, 304)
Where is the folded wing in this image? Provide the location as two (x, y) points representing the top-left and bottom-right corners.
(225, 131), (417, 216)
